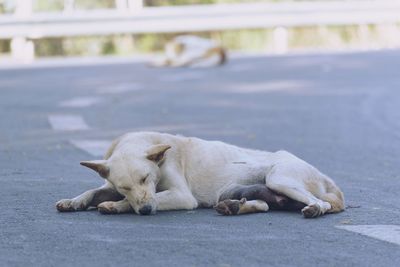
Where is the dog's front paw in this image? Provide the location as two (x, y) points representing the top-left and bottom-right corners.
(56, 199), (86, 212)
(214, 199), (241, 216)
(97, 202), (119, 214)
(302, 204), (322, 218)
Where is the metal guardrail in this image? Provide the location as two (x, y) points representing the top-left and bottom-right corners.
(1, 0), (400, 61)
(2, 1), (400, 38)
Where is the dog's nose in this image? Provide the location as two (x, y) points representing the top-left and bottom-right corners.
(139, 205), (152, 215)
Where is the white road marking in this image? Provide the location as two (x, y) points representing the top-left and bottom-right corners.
(336, 225), (400, 246)
(70, 139), (111, 157)
(159, 72), (203, 82)
(97, 83), (142, 94)
(48, 115), (89, 131)
(227, 80), (309, 93)
(59, 97), (102, 108)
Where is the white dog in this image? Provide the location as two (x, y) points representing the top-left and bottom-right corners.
(56, 132), (345, 218)
(149, 35), (227, 67)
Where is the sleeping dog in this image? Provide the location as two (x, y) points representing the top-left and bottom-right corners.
(149, 35), (227, 68)
(56, 132), (344, 218)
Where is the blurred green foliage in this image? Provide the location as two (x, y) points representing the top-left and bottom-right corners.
(146, 0), (214, 6)
(34, 0), (64, 12)
(0, 39), (10, 53)
(28, 24), (400, 58)
(33, 0), (115, 12)
(0, 0), (331, 13)
(145, 0), (322, 5)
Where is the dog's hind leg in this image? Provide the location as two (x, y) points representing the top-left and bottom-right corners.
(56, 182), (123, 212)
(265, 175), (332, 218)
(171, 47), (223, 67)
(214, 198), (269, 216)
(218, 184), (305, 210)
(215, 184), (305, 215)
(319, 173), (345, 213)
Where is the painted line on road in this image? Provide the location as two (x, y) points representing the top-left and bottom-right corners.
(159, 72), (203, 82)
(97, 83), (143, 94)
(336, 225), (400, 246)
(48, 115), (90, 131)
(227, 80), (309, 93)
(70, 139), (111, 157)
(59, 97), (102, 108)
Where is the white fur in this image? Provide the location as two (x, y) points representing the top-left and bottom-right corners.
(238, 200), (269, 214)
(149, 35), (225, 67)
(57, 132), (345, 217)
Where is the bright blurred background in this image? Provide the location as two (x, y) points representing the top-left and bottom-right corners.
(1, 0), (400, 63)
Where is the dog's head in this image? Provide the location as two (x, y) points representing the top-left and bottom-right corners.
(80, 144), (171, 215)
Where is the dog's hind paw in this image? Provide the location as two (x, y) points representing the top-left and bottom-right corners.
(301, 204), (322, 218)
(56, 199), (86, 212)
(214, 199), (241, 216)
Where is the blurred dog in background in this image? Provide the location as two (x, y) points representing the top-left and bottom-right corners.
(149, 35), (227, 67)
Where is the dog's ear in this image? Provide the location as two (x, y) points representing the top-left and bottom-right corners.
(146, 144), (171, 164)
(80, 160), (110, 178)
(239, 198), (247, 204)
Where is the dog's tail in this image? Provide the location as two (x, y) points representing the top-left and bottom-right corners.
(320, 175), (345, 213)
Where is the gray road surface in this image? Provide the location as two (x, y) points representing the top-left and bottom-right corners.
(1, 51), (400, 266)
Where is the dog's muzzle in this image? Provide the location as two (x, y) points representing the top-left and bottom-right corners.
(138, 205), (153, 215)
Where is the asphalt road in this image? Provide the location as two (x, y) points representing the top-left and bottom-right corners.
(1, 50), (400, 267)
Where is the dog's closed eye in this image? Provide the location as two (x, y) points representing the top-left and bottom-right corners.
(140, 174), (149, 184)
(120, 186), (132, 191)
